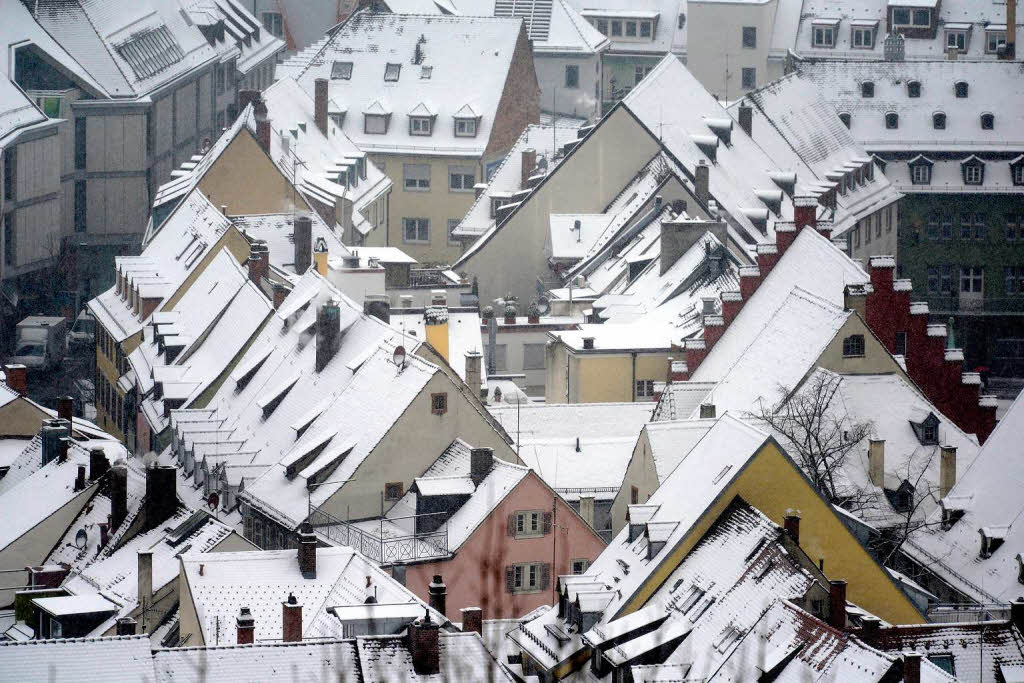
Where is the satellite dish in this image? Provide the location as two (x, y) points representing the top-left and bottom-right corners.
(207, 492), (220, 510)
(393, 345), (407, 369)
(536, 296), (551, 316)
(74, 528), (88, 549)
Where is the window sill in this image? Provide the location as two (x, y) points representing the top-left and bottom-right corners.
(403, 239), (430, 245)
(403, 187), (431, 193)
(511, 588), (544, 595)
(449, 188), (475, 194)
(513, 532), (545, 540)
(842, 354), (865, 359)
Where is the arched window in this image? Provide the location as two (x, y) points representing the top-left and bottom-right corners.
(861, 81), (875, 98)
(954, 81), (969, 98)
(933, 112), (946, 129)
(981, 113), (995, 130)
(842, 334), (865, 357)
(885, 112), (899, 129)
(907, 80), (921, 98)
(839, 112), (851, 128)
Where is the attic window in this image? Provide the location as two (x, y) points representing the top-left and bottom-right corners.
(981, 113), (994, 130)
(1017, 553), (1024, 584)
(962, 158), (984, 186)
(409, 116), (432, 136)
(933, 112), (946, 130)
(812, 23), (836, 47)
(364, 113), (389, 135)
(454, 118), (477, 137)
(331, 61), (352, 80)
(1012, 159), (1024, 186)
(907, 80), (921, 98)
(861, 81), (874, 98)
(384, 63), (401, 82)
(910, 157), (932, 184)
(420, 65), (432, 79)
(885, 112), (899, 130)
(979, 529), (1006, 559)
(910, 413), (940, 445)
(842, 334), (865, 357)
(431, 392), (448, 416)
(954, 81), (968, 98)
(839, 112), (851, 128)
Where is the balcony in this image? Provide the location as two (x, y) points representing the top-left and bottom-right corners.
(923, 295), (1024, 316)
(308, 505), (449, 564)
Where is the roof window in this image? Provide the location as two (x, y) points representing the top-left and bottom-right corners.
(885, 112), (899, 129)
(910, 412), (939, 445)
(331, 61), (352, 80)
(420, 65), (432, 79)
(384, 63), (401, 82)
(409, 116), (433, 136)
(954, 81), (968, 98)
(907, 80), (921, 98)
(933, 112), (946, 130)
(861, 81), (874, 98)
(961, 156), (984, 186)
(981, 113), (994, 130)
(838, 112), (851, 128)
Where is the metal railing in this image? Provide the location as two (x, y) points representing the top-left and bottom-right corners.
(307, 506), (449, 564)
(408, 269), (461, 288)
(927, 603), (1011, 623)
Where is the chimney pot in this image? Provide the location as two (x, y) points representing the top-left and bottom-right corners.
(783, 509), (801, 545)
(74, 464), (86, 491)
(828, 579), (847, 630)
(470, 448), (494, 487)
(58, 436), (72, 464)
(737, 102), (753, 137)
(57, 395), (74, 422)
(237, 607), (255, 644)
(282, 593), (303, 642)
(860, 615), (880, 643)
(460, 607), (483, 635)
(293, 215), (313, 275)
(3, 364), (28, 396)
(247, 241), (269, 287)
(428, 574), (447, 616)
(298, 522), (317, 579)
(115, 617), (137, 636)
(89, 447), (109, 480)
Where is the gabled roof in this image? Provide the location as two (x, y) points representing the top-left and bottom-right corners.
(0, 635), (155, 682)
(492, 0), (609, 53)
(178, 0), (285, 75)
(641, 419), (716, 484)
(283, 12), (526, 156)
(571, 0), (686, 55)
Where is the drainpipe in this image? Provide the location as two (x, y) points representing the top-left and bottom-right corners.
(631, 352), (637, 401)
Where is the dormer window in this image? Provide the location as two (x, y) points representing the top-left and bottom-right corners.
(954, 81), (968, 98)
(420, 65), (432, 79)
(910, 412), (940, 445)
(979, 528), (1006, 559)
(886, 480), (915, 513)
(409, 116), (432, 136)
(933, 112), (946, 130)
(331, 61), (352, 80)
(962, 157), (985, 186)
(907, 80), (921, 98)
(909, 155), (933, 184)
(842, 334), (865, 358)
(454, 118), (477, 137)
(945, 29), (967, 52)
(852, 24), (876, 48)
(364, 113), (389, 134)
(985, 29), (1007, 54)
(812, 21), (837, 47)
(885, 112), (899, 129)
(1011, 157), (1024, 186)
(384, 63), (401, 82)
(981, 113), (994, 130)
(892, 7), (931, 29)
(839, 112), (851, 128)
(861, 81), (874, 98)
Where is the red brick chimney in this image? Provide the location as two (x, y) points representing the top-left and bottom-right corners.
(57, 396), (74, 422)
(408, 610), (441, 675)
(521, 148), (536, 190)
(828, 579), (847, 630)
(237, 607), (255, 644)
(272, 284), (289, 310)
(282, 593), (302, 642)
(903, 653), (921, 683)
(793, 195), (818, 232)
(314, 78), (329, 136)
(247, 241), (269, 287)
(298, 522), (317, 579)
(3, 364), (28, 396)
(460, 607), (482, 635)
(783, 509), (800, 544)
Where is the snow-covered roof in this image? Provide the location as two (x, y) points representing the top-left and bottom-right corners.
(488, 402), (654, 498)
(733, 73), (902, 238)
(794, 0), (1024, 61)
(0, 635), (155, 682)
(571, 0), (687, 55)
(33, 594), (119, 617)
(180, 545), (435, 643)
(641, 419), (715, 484)
(284, 12), (526, 156)
(0, 77), (50, 145)
(797, 60), (1024, 154)
(177, 0), (284, 75)
(490, 0), (609, 53)
(389, 309), (484, 384)
(230, 212), (351, 275)
(651, 381), (716, 422)
(906, 389), (1024, 603)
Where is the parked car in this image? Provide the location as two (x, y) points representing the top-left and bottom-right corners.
(68, 310), (96, 347)
(9, 316), (66, 371)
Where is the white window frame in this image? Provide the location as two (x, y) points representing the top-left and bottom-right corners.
(1014, 165), (1024, 185)
(635, 379), (656, 398)
(964, 164), (983, 185)
(571, 559), (589, 574)
(911, 164), (931, 184)
(403, 163), (430, 191)
(985, 31), (1006, 54)
(852, 27), (874, 48)
(813, 25), (836, 47)
(454, 118), (477, 137)
(364, 114), (388, 135)
(409, 116), (432, 136)
(960, 266), (984, 294)
(449, 165), (475, 192)
(945, 30), (967, 52)
(402, 217), (429, 244)
(515, 511), (543, 537)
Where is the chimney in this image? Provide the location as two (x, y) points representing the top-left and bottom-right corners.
(247, 240), (269, 286)
(313, 237), (329, 276)
(138, 550), (153, 629)
(314, 78), (329, 136)
(40, 419), (69, 466)
(903, 653), (921, 683)
(783, 509), (800, 544)
(428, 575), (447, 616)
(794, 195), (818, 232)
(860, 615), (880, 643)
(99, 522), (109, 548)
(293, 215), (313, 274)
(315, 300), (342, 373)
(298, 522), (317, 579)
(460, 607), (482, 635)
(694, 160), (710, 207)
(363, 295), (391, 323)
(145, 465), (177, 531)
(939, 445), (957, 498)
(282, 593), (303, 642)
(74, 464), (86, 491)
(828, 579), (847, 629)
(272, 283), (289, 310)
(582, 337), (595, 350)
(521, 148), (537, 190)
(699, 403), (716, 419)
(737, 102), (753, 137)
(579, 495), (595, 528)
(110, 466), (129, 530)
(58, 436), (72, 464)
(115, 617), (137, 636)
(465, 351), (482, 399)
(256, 117), (271, 154)
(470, 447), (493, 487)
(1011, 597), (1024, 633)
(868, 439), (885, 488)
(57, 395), (74, 422)
(1002, 0), (1016, 59)
(3, 364), (28, 396)
(89, 447), (109, 480)
(237, 607), (255, 644)
(408, 611), (441, 675)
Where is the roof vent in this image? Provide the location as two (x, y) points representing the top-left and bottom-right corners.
(582, 337), (595, 350)
(690, 135), (718, 163)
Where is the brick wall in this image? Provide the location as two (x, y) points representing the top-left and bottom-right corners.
(484, 25), (541, 161)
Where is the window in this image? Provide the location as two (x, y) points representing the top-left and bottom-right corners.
(912, 8), (930, 26)
(954, 81), (968, 98)
(447, 219), (461, 246)
(523, 343), (545, 370)
(942, 215), (953, 239)
(1005, 267), (1024, 295)
(454, 118), (477, 137)
(75, 117), (87, 169)
(741, 68), (756, 90)
(842, 334), (865, 358)
(2, 147), (13, 201)
(640, 20), (651, 37)
(742, 26), (756, 48)
(927, 655), (955, 676)
(571, 559), (589, 575)
(420, 65), (432, 79)
(564, 64), (579, 88)
(631, 486), (639, 505)
(678, 13), (686, 29)
(1014, 164), (1024, 186)
(513, 511), (547, 537)
(625, 21), (636, 37)
(960, 213), (973, 239)
(261, 11), (282, 37)
(854, 225), (860, 248)
(403, 218), (429, 243)
(3, 214), (13, 266)
(964, 163), (983, 185)
(36, 95), (61, 118)
(885, 112), (899, 129)
(946, 30), (967, 51)
(986, 31), (1006, 54)
(894, 332), (908, 356)
(933, 112), (946, 129)
(813, 25), (835, 47)
(886, 207), (892, 232)
(635, 65), (653, 85)
(611, 20), (622, 36)
(507, 562), (549, 593)
(960, 266), (984, 293)
(409, 116), (432, 136)
(384, 63), (401, 82)
(981, 113), (994, 130)
(892, 8), (911, 25)
(852, 27), (874, 48)
(1007, 214), (1021, 240)
(384, 482), (404, 500)
(331, 61), (352, 80)
(403, 163), (430, 191)
(927, 265), (952, 294)
(596, 19), (608, 35)
(636, 380), (655, 398)
(490, 343), (507, 372)
(861, 81), (874, 98)
(839, 112), (851, 128)
(875, 214), (882, 238)
(74, 180), (86, 233)
(911, 163), (931, 185)
(364, 114), (388, 134)
(430, 392), (448, 415)
(907, 80), (921, 98)
(216, 63), (225, 94)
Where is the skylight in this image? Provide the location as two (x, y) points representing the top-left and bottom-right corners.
(384, 63), (401, 82)
(115, 25), (185, 80)
(331, 61), (353, 80)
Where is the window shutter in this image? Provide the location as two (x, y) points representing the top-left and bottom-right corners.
(542, 512), (553, 534)
(540, 563), (551, 591)
(508, 514), (516, 537)
(505, 566), (515, 593)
